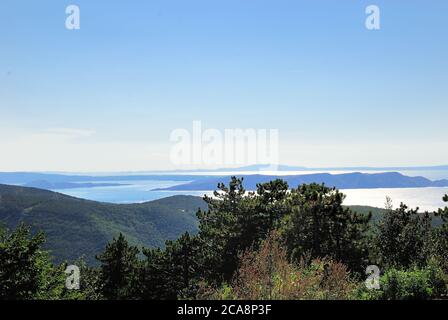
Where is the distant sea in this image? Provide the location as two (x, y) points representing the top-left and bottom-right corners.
(342, 187), (448, 211)
(54, 180), (209, 204)
(53, 169), (448, 211)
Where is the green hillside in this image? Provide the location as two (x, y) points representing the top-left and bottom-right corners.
(348, 205), (443, 227)
(347, 205), (388, 223)
(0, 184), (207, 264)
(1, 183), (439, 266)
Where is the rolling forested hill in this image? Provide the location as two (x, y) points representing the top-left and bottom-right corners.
(0, 184), (207, 264)
(2, 183), (436, 266)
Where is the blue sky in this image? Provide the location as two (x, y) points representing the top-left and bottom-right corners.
(0, 0), (447, 171)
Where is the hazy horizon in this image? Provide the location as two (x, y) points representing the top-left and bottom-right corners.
(1, 1), (447, 171)
(1, 162), (448, 175)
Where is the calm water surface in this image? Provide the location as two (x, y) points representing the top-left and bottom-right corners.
(53, 170), (448, 211)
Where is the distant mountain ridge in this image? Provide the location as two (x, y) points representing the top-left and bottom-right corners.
(1, 163), (447, 185)
(153, 172), (448, 191)
(2, 171), (446, 193)
(161, 164), (448, 173)
(0, 172), (206, 185)
(23, 180), (128, 190)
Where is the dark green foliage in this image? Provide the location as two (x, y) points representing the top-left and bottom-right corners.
(164, 233), (203, 298)
(196, 177), (249, 282)
(431, 195), (448, 271)
(1, 181), (448, 300)
(0, 224), (46, 299)
(378, 267), (445, 300)
(74, 258), (104, 300)
(280, 184), (371, 273)
(357, 264), (447, 300)
(437, 194), (448, 222)
(96, 234), (141, 300)
(139, 232), (202, 299)
(139, 247), (172, 299)
(0, 224), (80, 300)
(197, 177), (290, 282)
(141, 232), (203, 299)
(375, 203), (432, 269)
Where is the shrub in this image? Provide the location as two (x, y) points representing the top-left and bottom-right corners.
(355, 263), (447, 300)
(198, 232), (356, 300)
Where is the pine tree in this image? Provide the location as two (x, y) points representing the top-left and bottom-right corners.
(140, 247), (171, 299)
(376, 203), (432, 269)
(0, 224), (74, 300)
(96, 233), (141, 299)
(141, 232), (202, 299)
(0, 224), (45, 299)
(432, 195), (448, 271)
(196, 177), (248, 282)
(165, 232), (202, 298)
(196, 177), (290, 282)
(279, 183), (371, 273)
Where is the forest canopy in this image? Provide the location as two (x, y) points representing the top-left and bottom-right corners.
(1, 177), (447, 300)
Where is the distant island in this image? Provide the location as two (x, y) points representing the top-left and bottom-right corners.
(24, 180), (128, 190)
(152, 172), (448, 191)
(157, 163), (448, 173)
(1, 168), (448, 193)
